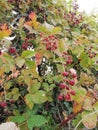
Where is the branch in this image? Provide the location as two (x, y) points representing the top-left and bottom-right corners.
(57, 108), (84, 129)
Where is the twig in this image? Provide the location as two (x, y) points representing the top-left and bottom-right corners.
(57, 108), (84, 129)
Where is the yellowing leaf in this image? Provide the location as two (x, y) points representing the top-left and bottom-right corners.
(73, 86), (87, 103)
(75, 35), (90, 45)
(0, 67), (5, 76)
(33, 22), (40, 29)
(29, 12), (36, 22)
(58, 39), (68, 53)
(82, 111), (97, 129)
(51, 27), (62, 34)
(80, 72), (95, 86)
(79, 52), (94, 68)
(73, 102), (82, 114)
(32, 90), (47, 104)
(93, 101), (98, 114)
(0, 24), (12, 39)
(24, 12), (40, 29)
(83, 97), (93, 111)
(24, 94), (34, 109)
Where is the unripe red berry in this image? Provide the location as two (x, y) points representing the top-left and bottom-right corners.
(22, 43), (28, 50)
(70, 90), (76, 95)
(69, 79), (75, 86)
(72, 74), (77, 78)
(66, 59), (72, 64)
(59, 83), (67, 89)
(64, 93), (71, 101)
(66, 86), (70, 90)
(9, 47), (16, 54)
(62, 71), (69, 76)
(0, 102), (7, 107)
(58, 94), (63, 101)
(63, 52), (67, 55)
(10, 99), (15, 104)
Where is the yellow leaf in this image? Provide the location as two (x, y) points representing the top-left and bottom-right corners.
(24, 94), (34, 109)
(82, 111), (97, 129)
(0, 67), (5, 76)
(24, 12), (40, 29)
(73, 102), (82, 113)
(33, 21), (40, 29)
(0, 24), (11, 39)
(83, 96), (93, 111)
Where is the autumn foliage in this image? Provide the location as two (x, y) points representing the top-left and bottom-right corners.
(0, 0), (98, 130)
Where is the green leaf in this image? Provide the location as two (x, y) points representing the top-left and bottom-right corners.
(80, 52), (94, 68)
(25, 94), (34, 110)
(72, 114), (83, 128)
(52, 75), (62, 82)
(32, 90), (47, 104)
(21, 50), (35, 59)
(93, 101), (98, 114)
(4, 64), (10, 73)
(73, 86), (87, 103)
(10, 116), (26, 124)
(42, 83), (50, 92)
(43, 83), (55, 92)
(4, 81), (12, 90)
(27, 115), (47, 129)
(72, 46), (84, 56)
(12, 88), (19, 94)
(20, 29), (26, 39)
(25, 60), (36, 70)
(29, 81), (41, 94)
(82, 110), (97, 129)
(20, 123), (28, 130)
(16, 57), (25, 68)
(13, 94), (20, 100)
(3, 53), (15, 70)
(39, 26), (48, 33)
(51, 27), (61, 34)
(58, 39), (67, 53)
(83, 97), (93, 111)
(3, 53), (14, 64)
(94, 64), (98, 71)
(0, 59), (3, 67)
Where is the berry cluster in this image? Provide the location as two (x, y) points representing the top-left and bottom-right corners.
(84, 46), (97, 59)
(62, 52), (73, 65)
(9, 47), (16, 54)
(42, 35), (58, 51)
(58, 68), (77, 101)
(22, 38), (33, 50)
(64, 11), (82, 27)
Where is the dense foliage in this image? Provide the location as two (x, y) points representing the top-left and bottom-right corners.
(0, 0), (98, 129)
